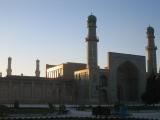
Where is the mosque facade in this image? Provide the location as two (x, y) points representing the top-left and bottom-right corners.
(0, 15), (159, 104)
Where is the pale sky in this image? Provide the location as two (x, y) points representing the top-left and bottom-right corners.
(0, 0), (160, 77)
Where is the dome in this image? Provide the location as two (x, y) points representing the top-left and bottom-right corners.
(147, 26), (154, 33)
(88, 15), (97, 23)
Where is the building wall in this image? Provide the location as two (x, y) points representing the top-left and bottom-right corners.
(74, 69), (90, 103)
(46, 64), (63, 78)
(74, 69), (89, 80)
(107, 52), (146, 103)
(63, 63), (86, 79)
(75, 79), (90, 104)
(74, 69), (108, 104)
(0, 53), (147, 105)
(0, 77), (75, 104)
(46, 63), (86, 79)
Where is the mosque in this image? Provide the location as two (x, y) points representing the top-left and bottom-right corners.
(0, 15), (159, 104)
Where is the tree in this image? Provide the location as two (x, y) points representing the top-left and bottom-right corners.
(142, 72), (160, 104)
(0, 105), (10, 117)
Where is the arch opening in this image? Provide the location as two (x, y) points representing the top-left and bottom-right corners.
(116, 61), (139, 102)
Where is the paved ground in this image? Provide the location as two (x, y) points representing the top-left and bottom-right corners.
(132, 111), (160, 120)
(2, 104), (160, 119)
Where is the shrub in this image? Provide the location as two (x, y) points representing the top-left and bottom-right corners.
(0, 105), (10, 117)
(141, 72), (160, 104)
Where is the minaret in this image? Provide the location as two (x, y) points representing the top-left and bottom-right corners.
(146, 26), (157, 74)
(7, 57), (12, 76)
(86, 14), (99, 99)
(35, 59), (40, 77)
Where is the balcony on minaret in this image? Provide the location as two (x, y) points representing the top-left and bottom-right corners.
(85, 37), (99, 42)
(145, 46), (157, 50)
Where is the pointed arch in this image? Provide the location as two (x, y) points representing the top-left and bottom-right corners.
(117, 61), (139, 102)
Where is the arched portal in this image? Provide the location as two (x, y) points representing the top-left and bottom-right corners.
(117, 61), (139, 102)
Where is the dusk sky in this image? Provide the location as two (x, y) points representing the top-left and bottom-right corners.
(0, 0), (160, 77)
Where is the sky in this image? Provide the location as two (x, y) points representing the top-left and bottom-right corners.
(0, 0), (160, 77)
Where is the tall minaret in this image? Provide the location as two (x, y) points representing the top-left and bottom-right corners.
(86, 14), (99, 99)
(7, 57), (12, 76)
(146, 26), (157, 74)
(35, 59), (40, 77)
